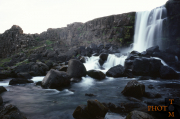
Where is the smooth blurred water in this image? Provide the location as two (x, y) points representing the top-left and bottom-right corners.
(133, 6), (167, 52)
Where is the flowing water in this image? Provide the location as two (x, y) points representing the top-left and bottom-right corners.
(133, 6), (167, 52)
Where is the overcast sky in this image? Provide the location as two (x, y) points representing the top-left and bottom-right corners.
(0, 0), (168, 34)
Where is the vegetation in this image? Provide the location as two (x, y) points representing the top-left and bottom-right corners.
(0, 57), (11, 67)
(46, 40), (53, 45)
(15, 59), (29, 66)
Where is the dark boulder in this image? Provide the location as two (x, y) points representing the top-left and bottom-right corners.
(85, 93), (97, 97)
(132, 58), (162, 76)
(106, 65), (125, 77)
(59, 66), (68, 72)
(73, 99), (108, 119)
(0, 104), (27, 119)
(153, 52), (176, 62)
(45, 60), (53, 69)
(123, 69), (134, 78)
(87, 70), (105, 80)
(70, 78), (82, 83)
(0, 86), (7, 94)
(9, 78), (33, 85)
(126, 110), (155, 119)
(146, 45), (160, 55)
(35, 81), (42, 86)
(42, 69), (70, 89)
(132, 58), (150, 76)
(17, 72), (32, 79)
(67, 59), (86, 78)
(144, 92), (162, 98)
(0, 96), (2, 105)
(121, 80), (145, 98)
(99, 53), (108, 61)
(160, 66), (179, 79)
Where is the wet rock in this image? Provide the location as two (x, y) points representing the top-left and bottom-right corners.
(98, 59), (104, 66)
(0, 96), (3, 105)
(100, 53), (108, 61)
(35, 81), (42, 86)
(153, 52), (176, 62)
(79, 56), (86, 63)
(17, 72), (32, 79)
(146, 45), (160, 55)
(0, 104), (27, 119)
(42, 69), (70, 89)
(160, 66), (179, 79)
(59, 66), (68, 72)
(126, 110), (155, 119)
(85, 93), (97, 97)
(9, 78), (33, 85)
(121, 80), (145, 98)
(148, 84), (154, 89)
(70, 77), (82, 83)
(144, 92), (162, 98)
(87, 70), (105, 80)
(0, 86), (7, 94)
(73, 99), (108, 119)
(106, 65), (125, 77)
(123, 69), (134, 78)
(67, 59), (86, 78)
(45, 61), (53, 69)
(132, 58), (162, 76)
(138, 76), (149, 80)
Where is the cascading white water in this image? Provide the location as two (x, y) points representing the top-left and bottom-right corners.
(84, 54), (127, 73)
(133, 6), (167, 52)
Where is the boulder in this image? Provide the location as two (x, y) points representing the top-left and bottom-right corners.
(126, 110), (155, 119)
(67, 59), (86, 78)
(153, 52), (176, 62)
(160, 66), (179, 79)
(59, 66), (68, 72)
(73, 99), (108, 119)
(121, 80), (145, 98)
(146, 45), (160, 55)
(99, 53), (108, 61)
(35, 81), (42, 86)
(87, 70), (106, 80)
(144, 92), (162, 98)
(132, 58), (162, 76)
(0, 104), (27, 119)
(42, 69), (70, 89)
(17, 72), (32, 79)
(9, 78), (33, 85)
(106, 65), (125, 77)
(0, 86), (7, 94)
(132, 58), (150, 76)
(70, 78), (82, 83)
(0, 96), (3, 105)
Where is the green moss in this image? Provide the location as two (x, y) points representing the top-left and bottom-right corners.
(46, 40), (53, 45)
(109, 39), (114, 42)
(35, 37), (40, 41)
(15, 59), (29, 66)
(0, 57), (11, 67)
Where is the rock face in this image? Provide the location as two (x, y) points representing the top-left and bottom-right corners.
(0, 12), (135, 59)
(0, 104), (27, 119)
(73, 99), (108, 119)
(42, 69), (71, 89)
(106, 64), (125, 77)
(67, 59), (87, 78)
(87, 70), (106, 80)
(126, 110), (155, 119)
(0, 25), (37, 58)
(121, 80), (145, 98)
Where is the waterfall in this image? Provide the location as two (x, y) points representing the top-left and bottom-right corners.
(133, 6), (167, 52)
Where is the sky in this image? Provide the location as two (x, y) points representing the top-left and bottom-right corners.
(0, 0), (168, 34)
